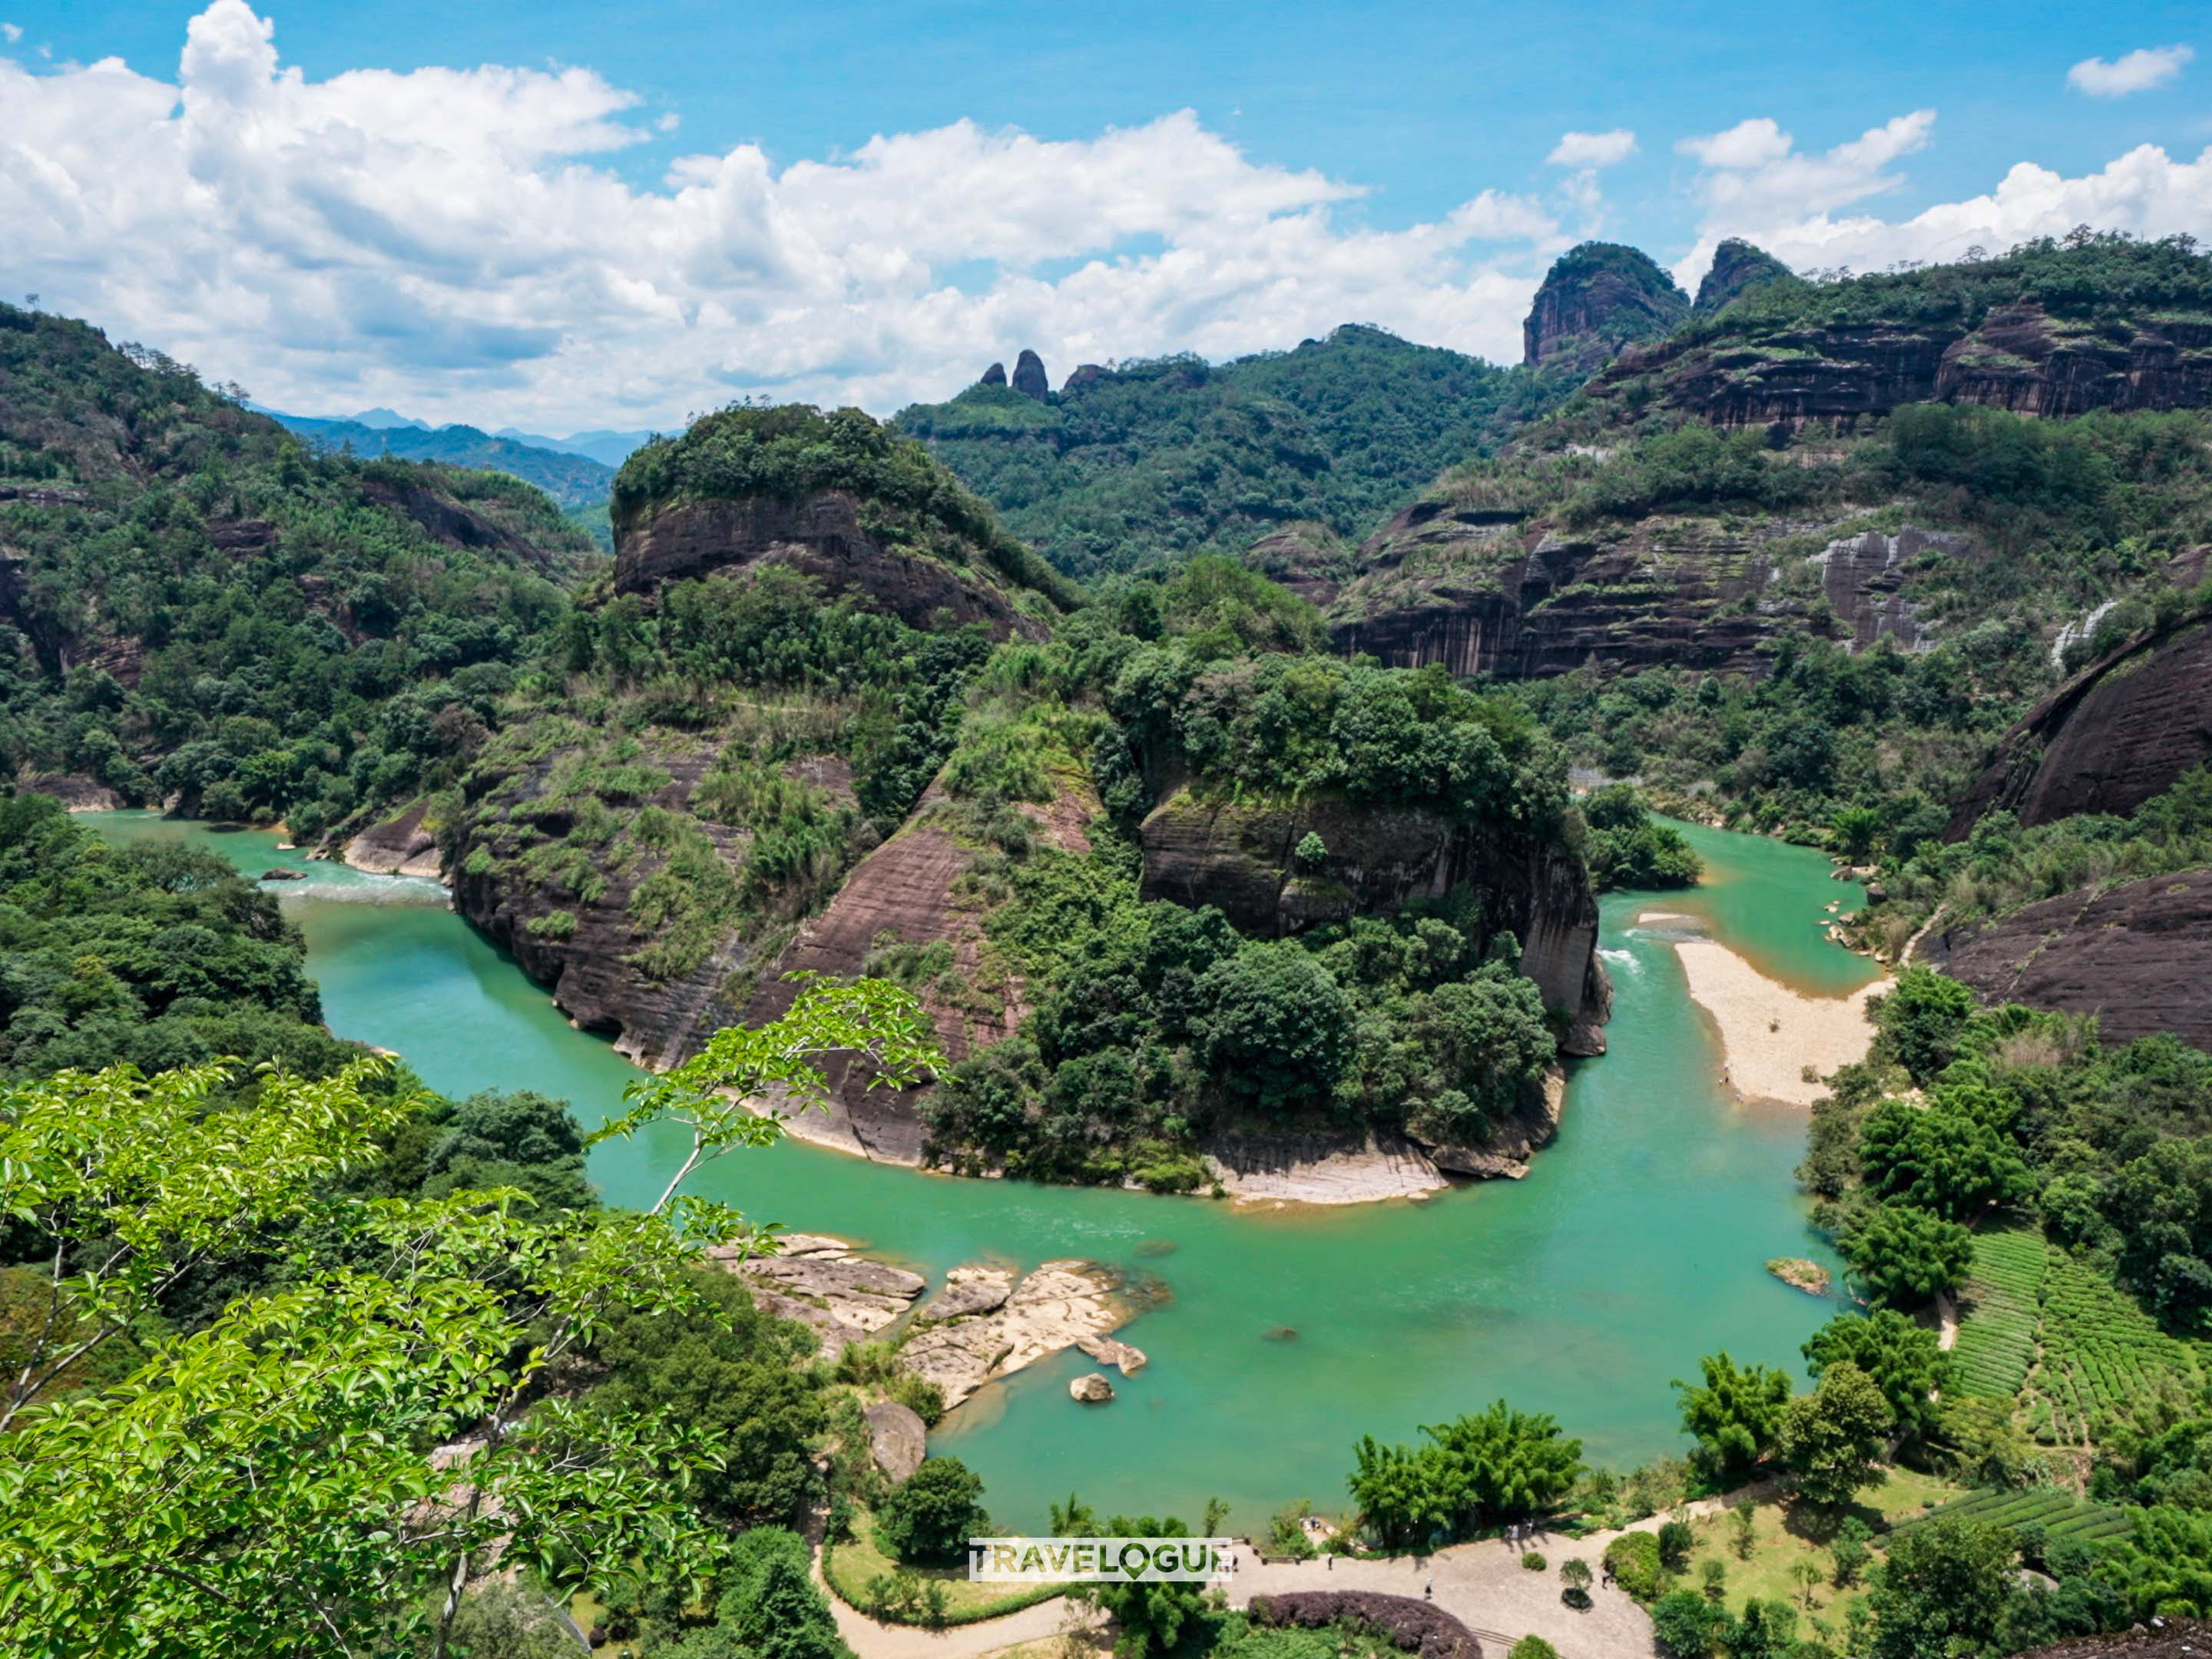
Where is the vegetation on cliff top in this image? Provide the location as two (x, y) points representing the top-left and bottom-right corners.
(896, 324), (1577, 578)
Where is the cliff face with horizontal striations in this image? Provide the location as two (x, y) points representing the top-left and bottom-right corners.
(611, 489), (1044, 640)
(1594, 303), (2212, 431)
(1920, 868), (2212, 1051)
(1136, 789), (1611, 1054)
(1314, 499), (1962, 680)
(1948, 611), (2212, 834)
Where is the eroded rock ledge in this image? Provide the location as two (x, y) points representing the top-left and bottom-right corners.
(710, 1235), (1140, 1412)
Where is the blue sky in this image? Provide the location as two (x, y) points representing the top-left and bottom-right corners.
(5, 2), (2208, 427)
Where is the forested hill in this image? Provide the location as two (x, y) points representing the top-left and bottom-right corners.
(271, 415), (617, 512)
(0, 302), (591, 833)
(893, 323), (1581, 579)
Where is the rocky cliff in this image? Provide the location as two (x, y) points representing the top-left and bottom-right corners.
(1592, 302), (2212, 430)
(611, 488), (1044, 640)
(1948, 610), (2212, 834)
(1919, 867), (2212, 1051)
(1311, 495), (1962, 679)
(1136, 789), (1610, 1053)
(1522, 242), (1690, 369)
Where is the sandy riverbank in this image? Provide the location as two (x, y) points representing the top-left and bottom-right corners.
(1652, 917), (1883, 1106)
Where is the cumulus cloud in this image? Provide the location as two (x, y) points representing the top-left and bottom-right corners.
(0, 1), (1565, 428)
(2068, 44), (2194, 98)
(1547, 129), (1637, 169)
(1671, 109), (2212, 293)
(2, 23), (20, 43)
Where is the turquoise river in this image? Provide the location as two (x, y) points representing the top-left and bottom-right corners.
(86, 812), (1873, 1532)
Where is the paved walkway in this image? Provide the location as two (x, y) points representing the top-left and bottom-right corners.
(822, 1524), (1668, 1659)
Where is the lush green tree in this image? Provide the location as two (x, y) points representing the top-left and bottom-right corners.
(419, 1088), (594, 1212)
(1776, 1362), (1892, 1511)
(1867, 1518), (2015, 1659)
(1078, 1515), (1208, 1659)
(1603, 1529), (1665, 1601)
(1197, 942), (1356, 1112)
(1424, 1399), (1585, 1528)
(1803, 1311), (1952, 1451)
(1346, 1435), (1457, 1551)
(1508, 1639), (1561, 1659)
(0, 982), (940, 1659)
(1830, 1518), (1873, 1587)
(1841, 1205), (1974, 1310)
(875, 1458), (990, 1567)
(1657, 1518), (1695, 1572)
(1873, 969), (1978, 1086)
(1651, 1588), (1724, 1657)
(1674, 1353), (1793, 1485)
(2102, 1505), (2212, 1620)
(1857, 1095), (2031, 1221)
(1720, 1599), (1798, 1659)
(586, 1267), (826, 1528)
(711, 1527), (850, 1659)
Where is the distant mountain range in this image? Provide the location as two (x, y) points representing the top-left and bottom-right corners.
(256, 406), (663, 510)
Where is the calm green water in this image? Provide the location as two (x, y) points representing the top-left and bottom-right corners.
(84, 813), (1872, 1531)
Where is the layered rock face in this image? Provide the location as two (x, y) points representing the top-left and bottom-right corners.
(1136, 790), (1611, 1054)
(1522, 242), (1690, 368)
(737, 774), (1101, 1161)
(1948, 612), (2212, 834)
(1810, 526), (1962, 650)
(611, 489), (1041, 640)
(1598, 303), (2212, 429)
(1920, 869), (2212, 1051)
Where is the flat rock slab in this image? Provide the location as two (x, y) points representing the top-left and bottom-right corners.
(706, 1235), (925, 1366)
(916, 1267), (1014, 1323)
(1075, 1335), (1147, 1375)
(900, 1259), (1127, 1409)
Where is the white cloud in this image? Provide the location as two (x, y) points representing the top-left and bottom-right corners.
(1671, 108), (2212, 295)
(2068, 44), (2193, 98)
(0, 1), (1563, 429)
(1547, 129), (1636, 169)
(2, 23), (20, 43)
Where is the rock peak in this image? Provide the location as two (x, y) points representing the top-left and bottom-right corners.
(1693, 239), (1793, 314)
(1012, 348), (1049, 400)
(1522, 241), (1688, 368)
(979, 361), (1007, 387)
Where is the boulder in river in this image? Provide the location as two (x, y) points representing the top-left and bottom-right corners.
(1069, 1373), (1114, 1403)
(261, 867), (305, 882)
(899, 1259), (1128, 1409)
(1075, 1334), (1147, 1375)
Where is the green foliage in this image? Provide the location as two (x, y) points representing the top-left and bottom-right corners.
(1508, 1639), (1561, 1659)
(1802, 1310), (1953, 1451)
(1866, 1516), (2016, 1659)
(0, 305), (587, 827)
(613, 402), (1076, 609)
(1075, 1514), (1208, 1659)
(1579, 784), (1703, 891)
(1776, 1361), (1892, 1510)
(874, 1458), (989, 1568)
(1840, 1205), (1975, 1310)
(897, 325), (1573, 579)
(1674, 1353), (1793, 1485)
(1870, 968), (1979, 1087)
(1604, 1528), (1666, 1601)
(1347, 1399), (1583, 1548)
(1651, 1587), (1726, 1656)
(709, 1527), (851, 1659)
(1947, 1231), (2045, 1400)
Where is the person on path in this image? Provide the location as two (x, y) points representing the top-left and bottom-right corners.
(1425, 1581), (1433, 1601)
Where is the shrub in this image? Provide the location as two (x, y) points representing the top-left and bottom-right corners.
(874, 1457), (989, 1566)
(1603, 1530), (1666, 1602)
(1522, 1550), (1547, 1571)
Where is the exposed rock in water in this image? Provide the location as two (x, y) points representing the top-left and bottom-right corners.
(260, 867), (305, 882)
(1522, 242), (1690, 369)
(1948, 610), (2212, 834)
(1694, 239), (1793, 313)
(1919, 867), (2212, 1051)
(1069, 1372), (1114, 1403)
(1202, 1128), (1445, 1205)
(1261, 1326), (1298, 1343)
(707, 1233), (926, 1368)
(1012, 349), (1050, 401)
(864, 1400), (929, 1483)
(979, 361), (1008, 387)
(898, 1260), (1129, 1409)
(612, 489), (1042, 641)
(916, 1267), (1015, 1323)
(343, 798), (445, 879)
(1767, 1257), (1831, 1296)
(1137, 791), (1610, 1053)
(1075, 1335), (1148, 1375)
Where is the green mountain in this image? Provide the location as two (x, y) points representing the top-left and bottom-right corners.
(0, 302), (591, 837)
(893, 323), (1578, 580)
(273, 414), (617, 512)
